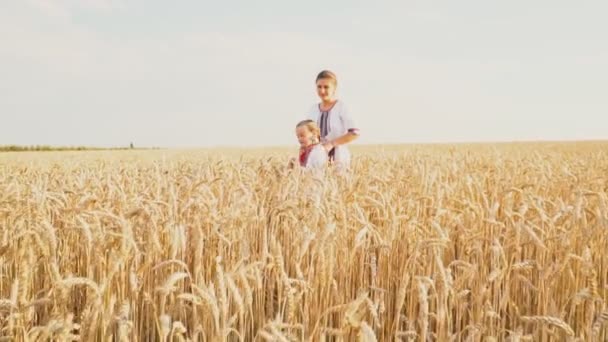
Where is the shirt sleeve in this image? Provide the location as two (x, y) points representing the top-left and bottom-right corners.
(306, 104), (319, 121)
(306, 146), (327, 168)
(340, 103), (360, 135)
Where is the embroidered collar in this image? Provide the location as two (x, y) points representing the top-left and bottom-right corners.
(299, 144), (318, 166)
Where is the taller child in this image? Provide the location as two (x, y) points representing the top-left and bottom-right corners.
(306, 70), (360, 169)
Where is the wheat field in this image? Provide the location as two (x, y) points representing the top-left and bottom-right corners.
(0, 142), (607, 341)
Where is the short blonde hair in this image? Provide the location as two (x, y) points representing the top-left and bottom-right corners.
(296, 119), (321, 144)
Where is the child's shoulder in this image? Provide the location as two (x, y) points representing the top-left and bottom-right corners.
(312, 145), (328, 161)
(305, 144), (328, 167)
(311, 144), (326, 153)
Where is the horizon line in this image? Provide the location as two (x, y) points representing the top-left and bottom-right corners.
(4, 138), (607, 152)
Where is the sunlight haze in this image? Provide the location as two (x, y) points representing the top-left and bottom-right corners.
(1, 0), (606, 148)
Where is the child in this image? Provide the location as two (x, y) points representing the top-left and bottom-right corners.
(292, 119), (328, 169)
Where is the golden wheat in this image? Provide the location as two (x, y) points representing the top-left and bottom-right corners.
(0, 142), (607, 341)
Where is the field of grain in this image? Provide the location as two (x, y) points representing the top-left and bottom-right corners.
(1, 142), (607, 341)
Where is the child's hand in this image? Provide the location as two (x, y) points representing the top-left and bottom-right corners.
(322, 142), (334, 152)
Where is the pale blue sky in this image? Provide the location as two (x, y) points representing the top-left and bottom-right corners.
(1, 0), (606, 147)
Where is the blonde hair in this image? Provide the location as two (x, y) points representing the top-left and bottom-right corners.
(296, 120), (321, 144)
(316, 70), (337, 85)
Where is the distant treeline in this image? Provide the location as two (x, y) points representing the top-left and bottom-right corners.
(0, 144), (158, 152)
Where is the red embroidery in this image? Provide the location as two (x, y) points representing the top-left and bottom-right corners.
(299, 144), (318, 166)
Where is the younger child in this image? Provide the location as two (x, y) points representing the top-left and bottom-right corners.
(293, 119), (328, 169)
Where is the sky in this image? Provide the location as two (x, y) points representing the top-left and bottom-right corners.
(1, 0), (606, 148)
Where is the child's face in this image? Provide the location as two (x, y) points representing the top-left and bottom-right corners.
(296, 126), (314, 147)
